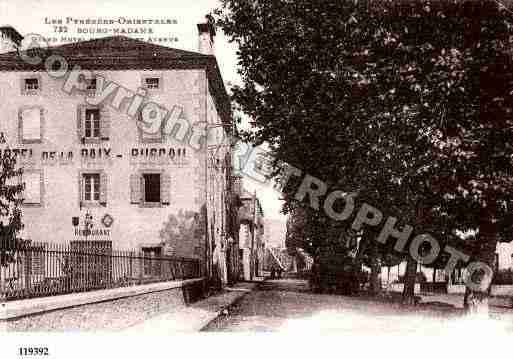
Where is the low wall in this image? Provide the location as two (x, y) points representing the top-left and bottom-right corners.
(491, 285), (513, 296)
(1, 278), (206, 332)
(442, 284), (513, 296)
(389, 283), (420, 294)
(447, 284), (465, 294)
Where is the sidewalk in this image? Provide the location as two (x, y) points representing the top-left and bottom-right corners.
(419, 292), (512, 310)
(123, 282), (258, 333)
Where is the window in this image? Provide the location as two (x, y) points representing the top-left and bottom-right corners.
(78, 105), (109, 142)
(79, 171), (107, 207)
(139, 118), (163, 143)
(84, 109), (100, 139)
(70, 240), (112, 283)
(19, 106), (43, 143)
(23, 171), (42, 205)
(86, 78), (97, 91)
(145, 77), (160, 89)
(142, 247), (162, 277)
(83, 173), (100, 202)
(141, 74), (163, 93)
(25, 78), (39, 91)
(130, 171), (170, 206)
(143, 173), (161, 203)
(138, 106), (165, 143)
(21, 75), (42, 95)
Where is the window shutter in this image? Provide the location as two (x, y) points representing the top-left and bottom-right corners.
(130, 174), (142, 204)
(78, 172), (83, 208)
(18, 109), (23, 143)
(100, 105), (110, 141)
(161, 172), (171, 205)
(77, 105), (85, 142)
(39, 170), (44, 206)
(99, 171), (108, 206)
(39, 108), (44, 142)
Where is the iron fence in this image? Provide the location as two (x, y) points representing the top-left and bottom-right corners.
(0, 240), (201, 301)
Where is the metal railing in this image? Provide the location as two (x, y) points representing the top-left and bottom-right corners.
(0, 240), (201, 301)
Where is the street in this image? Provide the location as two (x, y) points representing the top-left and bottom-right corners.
(203, 279), (513, 333)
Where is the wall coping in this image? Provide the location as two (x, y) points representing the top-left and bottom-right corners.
(0, 277), (205, 320)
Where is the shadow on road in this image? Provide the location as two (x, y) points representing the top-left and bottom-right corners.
(203, 278), (513, 332)
(258, 278), (311, 293)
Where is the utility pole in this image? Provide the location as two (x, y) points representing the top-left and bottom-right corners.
(250, 191), (256, 281)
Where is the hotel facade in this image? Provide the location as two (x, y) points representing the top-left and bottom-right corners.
(0, 23), (234, 284)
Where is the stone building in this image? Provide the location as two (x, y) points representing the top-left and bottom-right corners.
(238, 189), (265, 280)
(0, 20), (233, 283)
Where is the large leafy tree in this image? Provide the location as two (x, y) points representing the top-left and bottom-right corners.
(351, 0), (513, 312)
(216, 0), (513, 313)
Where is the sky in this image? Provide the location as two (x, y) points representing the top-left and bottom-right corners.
(0, 0), (287, 221)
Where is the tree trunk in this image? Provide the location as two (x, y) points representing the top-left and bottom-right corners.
(357, 230), (382, 295)
(353, 230), (369, 291)
(463, 205), (497, 317)
(369, 244), (381, 295)
(464, 288), (490, 316)
(402, 202), (426, 304)
(402, 257), (417, 305)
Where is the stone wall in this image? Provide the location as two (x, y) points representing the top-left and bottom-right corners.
(447, 284), (513, 296)
(2, 278), (206, 331)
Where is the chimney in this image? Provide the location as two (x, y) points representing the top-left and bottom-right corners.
(0, 26), (23, 54)
(197, 16), (216, 55)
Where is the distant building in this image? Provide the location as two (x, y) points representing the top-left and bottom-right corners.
(238, 189), (265, 280)
(263, 247), (287, 276)
(263, 247), (312, 275)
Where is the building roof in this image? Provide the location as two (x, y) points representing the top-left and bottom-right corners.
(0, 26), (23, 44)
(0, 36), (231, 123)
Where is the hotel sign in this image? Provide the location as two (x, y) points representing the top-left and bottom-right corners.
(101, 214), (114, 228)
(131, 147), (184, 158)
(0, 145), (187, 165)
(0, 146), (184, 158)
(74, 228), (111, 236)
(0, 148), (34, 159)
(73, 212), (113, 237)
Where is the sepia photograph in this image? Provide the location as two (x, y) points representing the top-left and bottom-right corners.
(1, 0), (513, 357)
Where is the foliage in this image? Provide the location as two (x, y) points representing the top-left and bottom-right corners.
(159, 209), (205, 257)
(285, 206), (307, 257)
(285, 203), (356, 260)
(0, 151), (24, 266)
(216, 0), (513, 304)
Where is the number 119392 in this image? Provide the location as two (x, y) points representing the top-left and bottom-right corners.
(18, 347), (49, 356)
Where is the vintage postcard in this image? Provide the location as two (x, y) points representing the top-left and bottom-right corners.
(1, 0), (513, 357)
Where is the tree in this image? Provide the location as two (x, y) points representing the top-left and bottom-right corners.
(285, 202), (363, 292)
(285, 206), (306, 258)
(0, 151), (24, 267)
(359, 0), (513, 313)
(216, 0), (513, 313)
